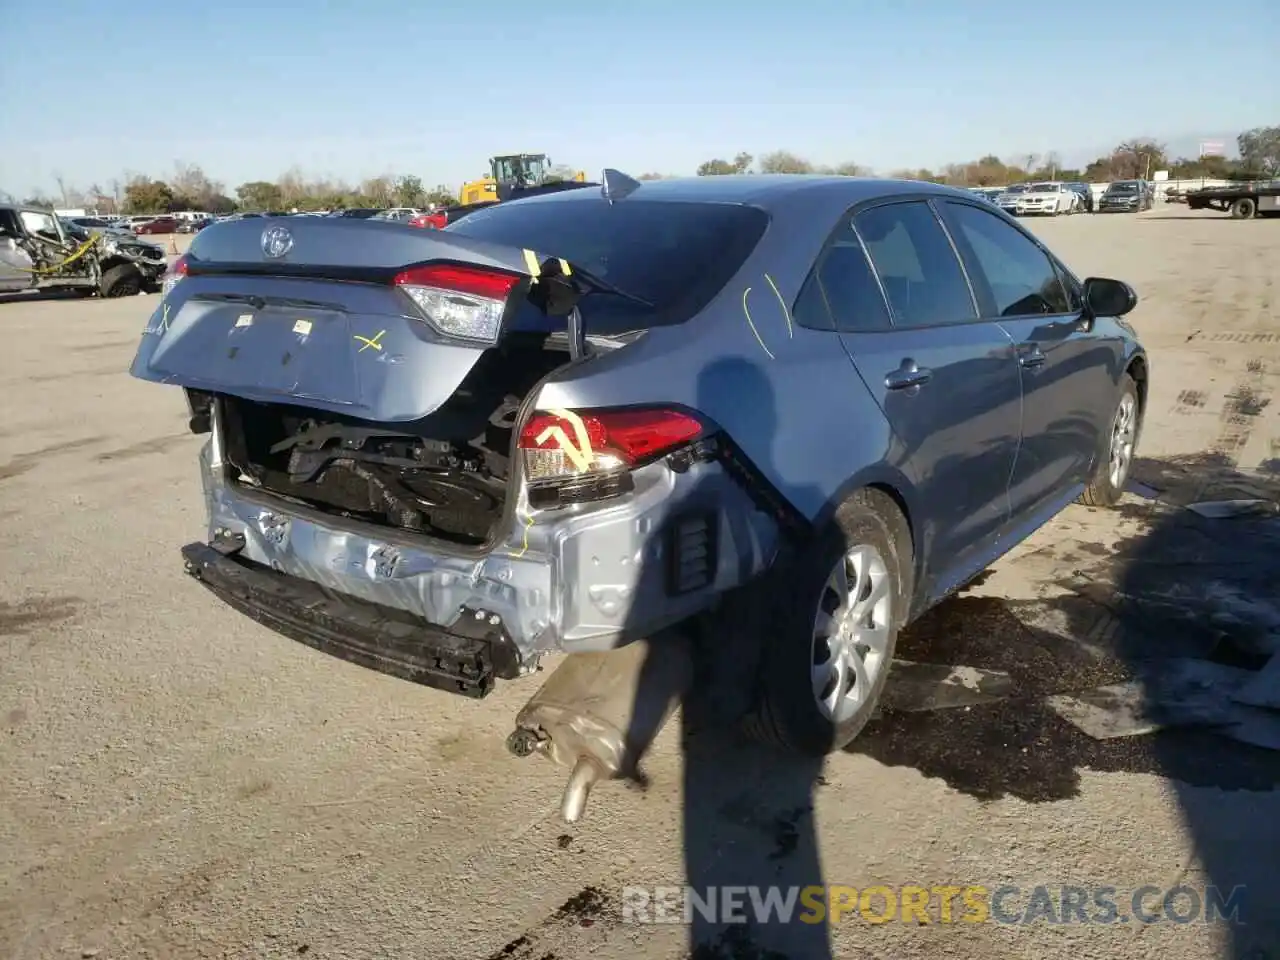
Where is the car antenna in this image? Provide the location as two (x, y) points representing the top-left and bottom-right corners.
(600, 169), (642, 204)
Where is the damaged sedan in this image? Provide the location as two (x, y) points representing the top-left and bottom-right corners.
(0, 204), (168, 297)
(131, 176), (1147, 818)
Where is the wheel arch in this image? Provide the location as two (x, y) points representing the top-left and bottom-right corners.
(1125, 350), (1149, 432)
(811, 465), (921, 603)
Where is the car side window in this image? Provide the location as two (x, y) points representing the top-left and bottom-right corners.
(19, 211), (60, 241)
(815, 231), (892, 332)
(941, 202), (1071, 316)
(791, 272), (835, 331)
(853, 201), (976, 328)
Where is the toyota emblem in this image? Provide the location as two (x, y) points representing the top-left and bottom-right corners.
(261, 224), (294, 259)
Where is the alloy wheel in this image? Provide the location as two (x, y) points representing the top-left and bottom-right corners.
(1108, 393), (1137, 489)
(811, 544), (892, 724)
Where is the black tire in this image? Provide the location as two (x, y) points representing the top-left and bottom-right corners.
(99, 264), (143, 298)
(1080, 374), (1140, 507)
(1230, 197), (1257, 219)
(742, 488), (913, 755)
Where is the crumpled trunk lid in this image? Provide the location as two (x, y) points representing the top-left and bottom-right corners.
(129, 216), (572, 422)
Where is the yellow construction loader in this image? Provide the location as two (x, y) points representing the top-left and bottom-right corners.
(459, 154), (587, 206)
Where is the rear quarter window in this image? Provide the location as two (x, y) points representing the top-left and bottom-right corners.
(444, 198), (769, 331)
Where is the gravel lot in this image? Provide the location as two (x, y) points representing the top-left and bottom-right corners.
(2, 209), (1278, 960)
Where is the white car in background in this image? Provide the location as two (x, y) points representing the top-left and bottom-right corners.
(1014, 182), (1081, 216)
(371, 207), (424, 222)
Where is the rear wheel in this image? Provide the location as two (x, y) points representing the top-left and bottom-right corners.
(1080, 375), (1139, 507)
(743, 488), (912, 755)
(1231, 197), (1257, 219)
(99, 263), (143, 298)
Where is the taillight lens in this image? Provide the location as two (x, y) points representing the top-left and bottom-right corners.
(162, 254), (189, 298)
(392, 263), (521, 344)
(518, 408), (704, 482)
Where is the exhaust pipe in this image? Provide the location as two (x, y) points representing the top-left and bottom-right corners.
(508, 633), (693, 822)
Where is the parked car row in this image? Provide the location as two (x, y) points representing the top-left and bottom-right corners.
(966, 179), (1154, 216)
(991, 182), (1089, 216)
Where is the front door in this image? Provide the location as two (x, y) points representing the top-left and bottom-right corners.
(0, 210), (33, 292)
(937, 199), (1116, 517)
(824, 199), (1023, 599)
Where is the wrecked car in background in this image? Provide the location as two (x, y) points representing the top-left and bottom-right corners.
(130, 175), (1148, 819)
(0, 204), (168, 298)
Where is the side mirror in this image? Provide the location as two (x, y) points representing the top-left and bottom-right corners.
(1082, 277), (1138, 318)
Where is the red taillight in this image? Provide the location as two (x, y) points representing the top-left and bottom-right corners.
(394, 264), (520, 300)
(162, 254), (189, 298)
(392, 264), (522, 343)
(518, 408), (704, 481)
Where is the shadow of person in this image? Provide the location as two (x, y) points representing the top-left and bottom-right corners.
(628, 356), (837, 959)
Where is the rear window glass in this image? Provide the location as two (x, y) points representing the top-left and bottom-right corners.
(444, 198), (769, 330)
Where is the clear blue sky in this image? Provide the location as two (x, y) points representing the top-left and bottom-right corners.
(2, 0), (1275, 199)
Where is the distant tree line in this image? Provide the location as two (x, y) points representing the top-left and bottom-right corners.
(678, 127), (1280, 187)
(5, 127), (1277, 214)
(7, 162), (459, 216)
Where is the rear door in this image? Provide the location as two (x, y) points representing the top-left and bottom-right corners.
(937, 199), (1116, 517)
(830, 199), (1022, 597)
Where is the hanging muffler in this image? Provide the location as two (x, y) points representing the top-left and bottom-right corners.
(507, 632), (694, 822)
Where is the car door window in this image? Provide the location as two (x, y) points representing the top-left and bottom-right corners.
(815, 231), (892, 332)
(19, 211), (61, 242)
(853, 201), (976, 328)
(792, 272), (835, 331)
(942, 201), (1071, 316)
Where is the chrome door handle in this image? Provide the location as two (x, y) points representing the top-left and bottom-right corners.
(1019, 347), (1046, 369)
(885, 361), (933, 391)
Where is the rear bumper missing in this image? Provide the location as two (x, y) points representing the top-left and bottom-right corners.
(193, 419), (780, 673)
(181, 539), (519, 697)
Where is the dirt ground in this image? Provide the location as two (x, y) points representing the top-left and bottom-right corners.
(2, 209), (1278, 960)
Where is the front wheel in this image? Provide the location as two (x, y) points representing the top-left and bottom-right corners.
(742, 489), (912, 755)
(99, 263), (143, 298)
(1080, 375), (1139, 507)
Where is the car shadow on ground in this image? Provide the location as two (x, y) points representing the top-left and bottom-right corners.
(850, 451), (1280, 958)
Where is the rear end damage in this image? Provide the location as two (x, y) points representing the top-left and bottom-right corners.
(134, 202), (786, 819)
(137, 216), (780, 689)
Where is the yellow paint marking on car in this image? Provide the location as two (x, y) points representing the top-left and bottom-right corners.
(741, 287), (776, 360)
(765, 273), (793, 338)
(354, 330), (385, 352)
(534, 407), (595, 472)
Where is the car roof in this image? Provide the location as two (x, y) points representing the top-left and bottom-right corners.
(507, 173), (967, 212)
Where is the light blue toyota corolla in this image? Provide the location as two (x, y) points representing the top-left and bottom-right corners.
(132, 170), (1146, 757)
